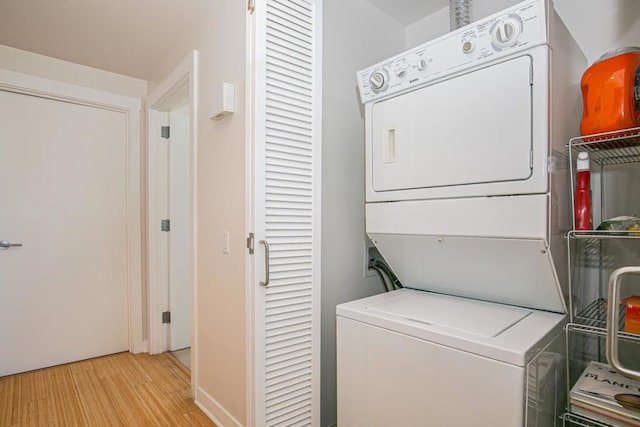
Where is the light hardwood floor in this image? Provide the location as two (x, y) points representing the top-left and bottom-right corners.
(0, 352), (215, 427)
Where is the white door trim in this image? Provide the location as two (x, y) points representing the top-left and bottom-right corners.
(147, 108), (170, 355)
(147, 50), (198, 392)
(245, 6), (257, 426)
(0, 68), (145, 354)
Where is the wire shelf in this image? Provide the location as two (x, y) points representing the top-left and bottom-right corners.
(563, 412), (611, 427)
(568, 127), (640, 166)
(573, 299), (625, 330)
(568, 230), (640, 240)
(567, 127), (640, 231)
(566, 322), (640, 343)
(565, 127), (640, 427)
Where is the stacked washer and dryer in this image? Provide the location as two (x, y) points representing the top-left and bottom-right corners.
(336, 0), (586, 425)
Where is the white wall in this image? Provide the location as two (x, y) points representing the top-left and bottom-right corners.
(147, 1), (247, 425)
(321, 1), (405, 426)
(0, 45), (147, 98)
(405, 6), (449, 47)
(555, 0), (640, 65)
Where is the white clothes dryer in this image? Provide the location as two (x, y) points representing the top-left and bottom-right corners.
(357, 0), (586, 313)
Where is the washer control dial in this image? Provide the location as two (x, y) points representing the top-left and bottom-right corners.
(369, 69), (389, 92)
(491, 15), (522, 49)
(462, 40), (474, 54)
(417, 58), (428, 71)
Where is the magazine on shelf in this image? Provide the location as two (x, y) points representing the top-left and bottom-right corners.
(570, 361), (640, 426)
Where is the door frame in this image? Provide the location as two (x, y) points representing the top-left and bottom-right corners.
(245, 5), (257, 423)
(147, 51), (198, 383)
(0, 68), (145, 353)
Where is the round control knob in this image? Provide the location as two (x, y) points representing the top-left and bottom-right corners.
(491, 16), (522, 49)
(417, 58), (428, 71)
(462, 40), (474, 54)
(369, 69), (388, 92)
(396, 69), (407, 78)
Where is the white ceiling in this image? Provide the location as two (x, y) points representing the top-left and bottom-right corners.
(0, 0), (209, 81)
(0, 0), (446, 81)
(364, 0), (448, 25)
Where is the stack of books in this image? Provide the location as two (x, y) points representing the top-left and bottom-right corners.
(570, 361), (640, 426)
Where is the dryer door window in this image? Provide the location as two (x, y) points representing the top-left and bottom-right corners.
(371, 55), (533, 193)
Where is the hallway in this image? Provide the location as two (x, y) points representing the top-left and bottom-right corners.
(0, 352), (214, 426)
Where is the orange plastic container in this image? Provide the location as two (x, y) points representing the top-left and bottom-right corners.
(624, 295), (640, 335)
(580, 47), (640, 136)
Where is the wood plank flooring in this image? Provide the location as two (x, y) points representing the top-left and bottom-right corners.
(0, 352), (216, 427)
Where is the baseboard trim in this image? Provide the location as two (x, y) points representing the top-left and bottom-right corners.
(195, 386), (243, 427)
(131, 339), (148, 354)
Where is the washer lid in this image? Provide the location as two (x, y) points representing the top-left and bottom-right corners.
(337, 289), (566, 366)
(367, 291), (531, 337)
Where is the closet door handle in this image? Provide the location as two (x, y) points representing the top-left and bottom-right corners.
(259, 240), (270, 287)
(607, 266), (640, 380)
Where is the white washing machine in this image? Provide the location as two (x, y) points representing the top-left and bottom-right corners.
(337, 0), (587, 425)
(337, 289), (566, 426)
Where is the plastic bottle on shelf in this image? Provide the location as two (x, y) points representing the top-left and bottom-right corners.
(574, 152), (592, 231)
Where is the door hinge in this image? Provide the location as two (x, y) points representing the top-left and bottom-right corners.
(162, 311), (171, 324)
(248, 0), (255, 13)
(529, 150), (534, 168)
(161, 219), (170, 232)
(246, 232), (255, 254)
(161, 126), (170, 139)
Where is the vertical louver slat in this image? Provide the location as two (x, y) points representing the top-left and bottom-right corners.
(263, 0), (316, 425)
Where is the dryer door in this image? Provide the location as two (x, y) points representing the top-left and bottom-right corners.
(371, 54), (533, 193)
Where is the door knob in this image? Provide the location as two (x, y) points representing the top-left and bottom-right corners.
(0, 240), (23, 251)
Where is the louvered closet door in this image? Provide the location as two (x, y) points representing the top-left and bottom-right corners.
(250, 0), (321, 426)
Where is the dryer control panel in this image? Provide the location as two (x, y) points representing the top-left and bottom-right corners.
(357, 0), (546, 103)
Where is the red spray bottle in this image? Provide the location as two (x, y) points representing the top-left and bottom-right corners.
(574, 152), (592, 230)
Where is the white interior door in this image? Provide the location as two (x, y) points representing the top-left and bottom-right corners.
(0, 89), (132, 376)
(168, 105), (191, 351)
(249, 0), (322, 425)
